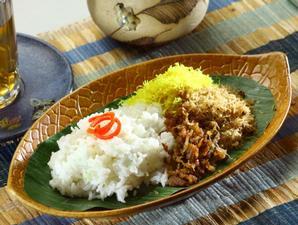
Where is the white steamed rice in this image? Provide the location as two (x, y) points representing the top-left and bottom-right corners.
(48, 103), (174, 202)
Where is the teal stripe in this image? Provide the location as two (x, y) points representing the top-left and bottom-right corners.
(74, 0), (298, 87)
(120, 151), (298, 225)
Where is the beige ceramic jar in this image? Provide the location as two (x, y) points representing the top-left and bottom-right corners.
(87, 0), (209, 45)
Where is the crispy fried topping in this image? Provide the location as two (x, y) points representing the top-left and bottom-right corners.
(165, 87), (256, 186)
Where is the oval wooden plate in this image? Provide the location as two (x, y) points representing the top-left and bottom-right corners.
(7, 52), (291, 218)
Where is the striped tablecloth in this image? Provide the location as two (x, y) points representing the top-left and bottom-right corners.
(1, 0), (298, 224)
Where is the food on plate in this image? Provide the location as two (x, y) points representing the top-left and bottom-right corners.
(124, 63), (213, 111)
(48, 63), (256, 202)
(48, 104), (174, 202)
(164, 87), (255, 186)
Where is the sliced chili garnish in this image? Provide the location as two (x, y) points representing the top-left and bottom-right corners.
(90, 115), (113, 127)
(88, 112), (115, 123)
(95, 118), (121, 140)
(94, 117), (115, 135)
(87, 111), (121, 140)
(88, 117), (114, 135)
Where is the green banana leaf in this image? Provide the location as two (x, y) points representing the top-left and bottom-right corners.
(24, 76), (275, 211)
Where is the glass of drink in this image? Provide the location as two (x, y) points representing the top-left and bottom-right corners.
(0, 0), (20, 109)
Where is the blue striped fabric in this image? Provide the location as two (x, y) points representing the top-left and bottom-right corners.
(240, 200), (298, 225)
(247, 31), (298, 72)
(207, 0), (240, 12)
(19, 214), (76, 225)
(0, 1), (297, 224)
(63, 37), (120, 64)
(0, 139), (19, 187)
(273, 115), (298, 142)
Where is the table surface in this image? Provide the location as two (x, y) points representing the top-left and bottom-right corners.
(1, 0), (298, 225)
(14, 0), (89, 35)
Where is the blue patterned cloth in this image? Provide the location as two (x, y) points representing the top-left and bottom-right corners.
(1, 0), (298, 224)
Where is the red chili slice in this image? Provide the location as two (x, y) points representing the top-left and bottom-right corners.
(90, 115), (113, 128)
(88, 113), (115, 135)
(94, 117), (115, 135)
(88, 112), (115, 123)
(95, 118), (121, 140)
(87, 111), (121, 140)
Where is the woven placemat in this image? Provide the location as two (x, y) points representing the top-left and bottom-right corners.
(1, 0), (297, 224)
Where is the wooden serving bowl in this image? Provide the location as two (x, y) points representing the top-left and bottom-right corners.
(7, 52), (291, 218)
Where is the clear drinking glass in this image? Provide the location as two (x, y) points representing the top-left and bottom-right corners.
(0, 0), (20, 109)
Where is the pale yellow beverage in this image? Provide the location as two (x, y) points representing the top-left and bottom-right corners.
(0, 0), (20, 109)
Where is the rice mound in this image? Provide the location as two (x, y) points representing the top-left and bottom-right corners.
(48, 104), (174, 202)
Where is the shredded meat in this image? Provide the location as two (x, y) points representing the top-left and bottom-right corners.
(165, 87), (256, 186)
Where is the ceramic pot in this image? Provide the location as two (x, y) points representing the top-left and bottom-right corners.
(87, 0), (209, 45)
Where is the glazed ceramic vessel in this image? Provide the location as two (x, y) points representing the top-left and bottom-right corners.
(7, 52), (291, 218)
(87, 0), (209, 45)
